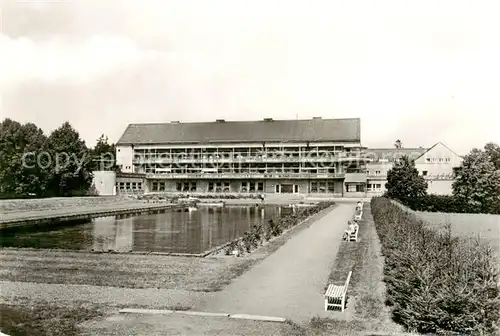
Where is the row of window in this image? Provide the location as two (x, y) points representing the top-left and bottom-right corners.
(149, 181), (266, 193)
(367, 183), (383, 192)
(117, 182), (143, 190)
(311, 181), (336, 193)
(346, 184), (365, 192)
(425, 157), (451, 163)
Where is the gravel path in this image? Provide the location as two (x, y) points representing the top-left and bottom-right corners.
(196, 203), (356, 323)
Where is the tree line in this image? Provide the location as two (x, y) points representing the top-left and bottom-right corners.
(385, 142), (500, 214)
(0, 118), (116, 198)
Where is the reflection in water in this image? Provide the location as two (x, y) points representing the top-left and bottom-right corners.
(0, 205), (288, 254)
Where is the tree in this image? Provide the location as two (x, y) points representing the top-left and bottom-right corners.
(0, 119), (48, 197)
(385, 155), (428, 203)
(452, 148), (500, 214)
(45, 122), (93, 197)
(484, 142), (500, 170)
(394, 139), (402, 149)
(90, 134), (117, 171)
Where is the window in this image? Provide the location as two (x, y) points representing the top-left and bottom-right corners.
(319, 182), (326, 192)
(176, 182), (182, 191)
(356, 184), (365, 192)
(367, 183), (373, 191)
(152, 182), (158, 191)
(375, 170), (381, 175)
(241, 182), (247, 192)
(327, 182), (335, 193)
(249, 182), (255, 192)
(257, 182), (264, 192)
(119, 182), (125, 190)
(190, 182), (197, 191)
(311, 182), (318, 193)
(375, 184), (382, 190)
(137, 182), (142, 190)
(208, 182), (214, 192)
(422, 171), (428, 176)
(125, 182), (130, 190)
(275, 184), (280, 193)
(159, 182), (165, 191)
(131, 182), (137, 190)
(183, 182), (189, 191)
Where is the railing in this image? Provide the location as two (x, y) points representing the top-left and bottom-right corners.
(133, 153), (371, 164)
(145, 172), (345, 179)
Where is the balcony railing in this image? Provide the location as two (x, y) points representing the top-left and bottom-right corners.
(133, 152), (371, 164)
(145, 172), (345, 179)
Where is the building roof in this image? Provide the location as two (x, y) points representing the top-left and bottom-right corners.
(414, 142), (462, 161)
(117, 118), (361, 145)
(365, 147), (428, 163)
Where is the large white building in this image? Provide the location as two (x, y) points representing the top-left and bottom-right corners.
(93, 118), (463, 197)
(113, 118), (370, 197)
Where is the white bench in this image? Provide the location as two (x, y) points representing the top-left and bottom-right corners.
(325, 271), (352, 312)
(349, 227), (358, 241)
(354, 211), (363, 221)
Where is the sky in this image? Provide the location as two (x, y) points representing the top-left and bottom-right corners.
(1, 0), (499, 155)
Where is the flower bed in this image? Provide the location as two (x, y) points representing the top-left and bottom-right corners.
(221, 202), (334, 257)
(371, 197), (500, 335)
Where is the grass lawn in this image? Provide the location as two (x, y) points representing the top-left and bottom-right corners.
(416, 211), (500, 259)
(0, 300), (103, 336)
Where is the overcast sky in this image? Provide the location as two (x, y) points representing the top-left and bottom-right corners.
(1, 0), (499, 154)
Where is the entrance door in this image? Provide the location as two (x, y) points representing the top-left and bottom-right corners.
(281, 184), (293, 193)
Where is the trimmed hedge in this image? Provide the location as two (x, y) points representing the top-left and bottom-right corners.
(394, 194), (500, 215)
(371, 197), (500, 335)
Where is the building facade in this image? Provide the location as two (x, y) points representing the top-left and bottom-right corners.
(105, 118), (462, 197)
(365, 142), (463, 196)
(114, 118), (369, 197)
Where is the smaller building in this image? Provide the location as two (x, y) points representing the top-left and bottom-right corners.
(365, 143), (462, 196)
(414, 142), (463, 195)
(92, 172), (146, 196)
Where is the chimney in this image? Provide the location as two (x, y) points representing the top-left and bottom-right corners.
(216, 119), (225, 123)
(263, 118), (273, 122)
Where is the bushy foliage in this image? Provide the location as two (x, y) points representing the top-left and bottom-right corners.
(0, 118), (115, 198)
(405, 194), (464, 213)
(385, 156), (428, 204)
(371, 197), (500, 335)
(452, 147), (500, 214)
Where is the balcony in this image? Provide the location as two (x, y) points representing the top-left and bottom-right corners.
(133, 152), (371, 164)
(145, 172), (345, 179)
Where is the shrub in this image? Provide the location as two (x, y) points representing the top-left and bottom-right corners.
(371, 197), (500, 335)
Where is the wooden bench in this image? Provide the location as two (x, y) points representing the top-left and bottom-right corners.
(325, 271), (352, 312)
